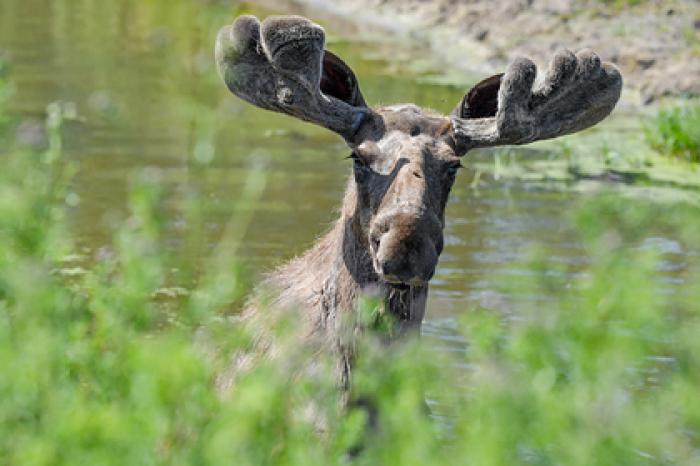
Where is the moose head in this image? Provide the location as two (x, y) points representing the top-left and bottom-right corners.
(215, 14), (621, 296)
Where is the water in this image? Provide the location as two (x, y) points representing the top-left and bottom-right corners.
(0, 0), (689, 351)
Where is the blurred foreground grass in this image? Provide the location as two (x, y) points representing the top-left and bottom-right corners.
(1, 65), (700, 466)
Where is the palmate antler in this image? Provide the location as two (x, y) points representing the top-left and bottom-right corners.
(216, 15), (622, 156)
(215, 15), (369, 141)
(450, 50), (622, 154)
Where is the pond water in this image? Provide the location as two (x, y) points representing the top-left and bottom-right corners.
(0, 0), (689, 349)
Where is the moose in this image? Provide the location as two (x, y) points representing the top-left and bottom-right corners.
(215, 14), (621, 392)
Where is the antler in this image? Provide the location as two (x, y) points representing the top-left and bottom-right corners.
(215, 15), (369, 141)
(451, 50), (622, 154)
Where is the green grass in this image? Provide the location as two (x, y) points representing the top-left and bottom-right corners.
(0, 60), (11, 138)
(646, 102), (700, 163)
(1, 65), (700, 465)
(596, 0), (645, 8)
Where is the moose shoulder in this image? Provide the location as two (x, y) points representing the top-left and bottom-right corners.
(215, 15), (622, 390)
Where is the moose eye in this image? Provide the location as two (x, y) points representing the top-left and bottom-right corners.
(349, 151), (372, 183)
(445, 161), (463, 179)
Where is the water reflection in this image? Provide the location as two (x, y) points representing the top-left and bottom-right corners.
(0, 0), (690, 353)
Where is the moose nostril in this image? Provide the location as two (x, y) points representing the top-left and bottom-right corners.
(381, 259), (398, 276)
(370, 234), (380, 251)
(381, 257), (411, 282)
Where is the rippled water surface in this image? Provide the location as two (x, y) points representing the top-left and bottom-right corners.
(0, 0), (689, 350)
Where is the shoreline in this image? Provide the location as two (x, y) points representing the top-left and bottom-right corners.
(253, 0), (700, 106)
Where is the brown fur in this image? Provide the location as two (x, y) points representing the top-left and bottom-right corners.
(215, 15), (622, 393)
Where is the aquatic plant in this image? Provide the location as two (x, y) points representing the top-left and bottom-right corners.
(646, 102), (700, 163)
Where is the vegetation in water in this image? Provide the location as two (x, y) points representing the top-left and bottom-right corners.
(597, 0), (645, 8)
(1, 58), (700, 465)
(646, 102), (700, 163)
(470, 103), (700, 203)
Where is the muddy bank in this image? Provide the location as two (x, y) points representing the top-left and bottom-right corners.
(256, 0), (700, 105)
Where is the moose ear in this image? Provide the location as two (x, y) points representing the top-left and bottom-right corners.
(452, 73), (504, 119)
(320, 50), (367, 108)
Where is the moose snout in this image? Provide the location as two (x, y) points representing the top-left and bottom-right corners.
(370, 211), (442, 286)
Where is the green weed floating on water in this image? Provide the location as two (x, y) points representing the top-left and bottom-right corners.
(1, 70), (700, 465)
(646, 102), (700, 163)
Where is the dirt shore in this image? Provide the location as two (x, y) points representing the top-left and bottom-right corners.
(257, 0), (700, 105)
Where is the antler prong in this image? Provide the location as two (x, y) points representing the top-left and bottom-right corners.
(451, 49), (622, 154)
(215, 15), (369, 142)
